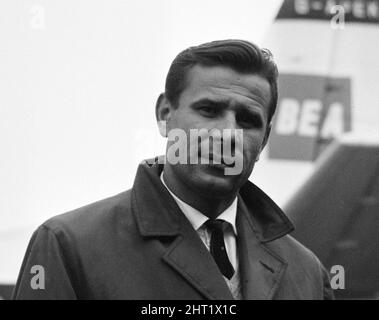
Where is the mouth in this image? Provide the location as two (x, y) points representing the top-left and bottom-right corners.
(198, 153), (235, 168)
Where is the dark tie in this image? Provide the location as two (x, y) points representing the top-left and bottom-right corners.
(204, 219), (235, 280)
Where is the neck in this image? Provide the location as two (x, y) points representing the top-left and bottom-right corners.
(162, 165), (237, 219)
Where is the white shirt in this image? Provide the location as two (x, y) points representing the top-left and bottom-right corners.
(160, 172), (239, 272)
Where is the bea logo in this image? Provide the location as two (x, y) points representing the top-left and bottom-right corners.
(268, 74), (351, 161)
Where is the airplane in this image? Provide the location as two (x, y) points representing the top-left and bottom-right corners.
(256, 0), (379, 299)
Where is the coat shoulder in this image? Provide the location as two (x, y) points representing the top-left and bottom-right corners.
(41, 189), (134, 240)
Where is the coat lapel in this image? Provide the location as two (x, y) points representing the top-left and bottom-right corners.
(237, 197), (288, 300)
(162, 221), (234, 300)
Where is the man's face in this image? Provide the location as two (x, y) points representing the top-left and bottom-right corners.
(164, 64), (271, 198)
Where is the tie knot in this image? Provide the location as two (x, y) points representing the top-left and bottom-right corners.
(204, 219), (228, 232)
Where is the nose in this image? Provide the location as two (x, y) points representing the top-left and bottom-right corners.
(218, 111), (238, 131)
(214, 111), (237, 156)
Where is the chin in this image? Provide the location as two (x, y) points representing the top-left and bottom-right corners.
(190, 167), (241, 198)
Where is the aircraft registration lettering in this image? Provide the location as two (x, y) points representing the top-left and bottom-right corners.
(278, 0), (379, 23)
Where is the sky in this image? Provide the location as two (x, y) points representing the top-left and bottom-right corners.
(0, 0), (282, 232)
(0, 0), (282, 282)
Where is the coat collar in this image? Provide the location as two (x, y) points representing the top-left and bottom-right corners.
(131, 157), (295, 300)
(132, 157), (294, 241)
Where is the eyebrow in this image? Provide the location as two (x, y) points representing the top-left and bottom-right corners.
(190, 98), (229, 110)
(190, 98), (265, 120)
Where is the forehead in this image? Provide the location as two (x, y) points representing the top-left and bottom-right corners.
(179, 65), (272, 110)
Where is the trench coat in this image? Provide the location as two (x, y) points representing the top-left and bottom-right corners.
(13, 158), (334, 299)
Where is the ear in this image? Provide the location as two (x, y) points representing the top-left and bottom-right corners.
(155, 93), (173, 137)
(255, 123), (272, 162)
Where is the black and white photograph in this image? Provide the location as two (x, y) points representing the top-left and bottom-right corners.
(1, 0), (379, 303)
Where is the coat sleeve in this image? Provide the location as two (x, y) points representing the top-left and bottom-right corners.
(12, 225), (78, 300)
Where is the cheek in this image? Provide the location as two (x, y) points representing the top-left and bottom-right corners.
(242, 135), (264, 161)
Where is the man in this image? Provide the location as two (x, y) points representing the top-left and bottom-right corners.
(13, 40), (334, 300)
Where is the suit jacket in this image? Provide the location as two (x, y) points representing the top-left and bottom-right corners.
(13, 158), (334, 300)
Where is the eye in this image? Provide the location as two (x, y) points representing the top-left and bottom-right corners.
(237, 112), (263, 129)
(198, 106), (218, 117)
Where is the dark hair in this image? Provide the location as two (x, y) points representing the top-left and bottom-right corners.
(165, 39), (279, 124)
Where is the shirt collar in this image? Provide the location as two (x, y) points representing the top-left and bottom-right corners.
(160, 172), (238, 235)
